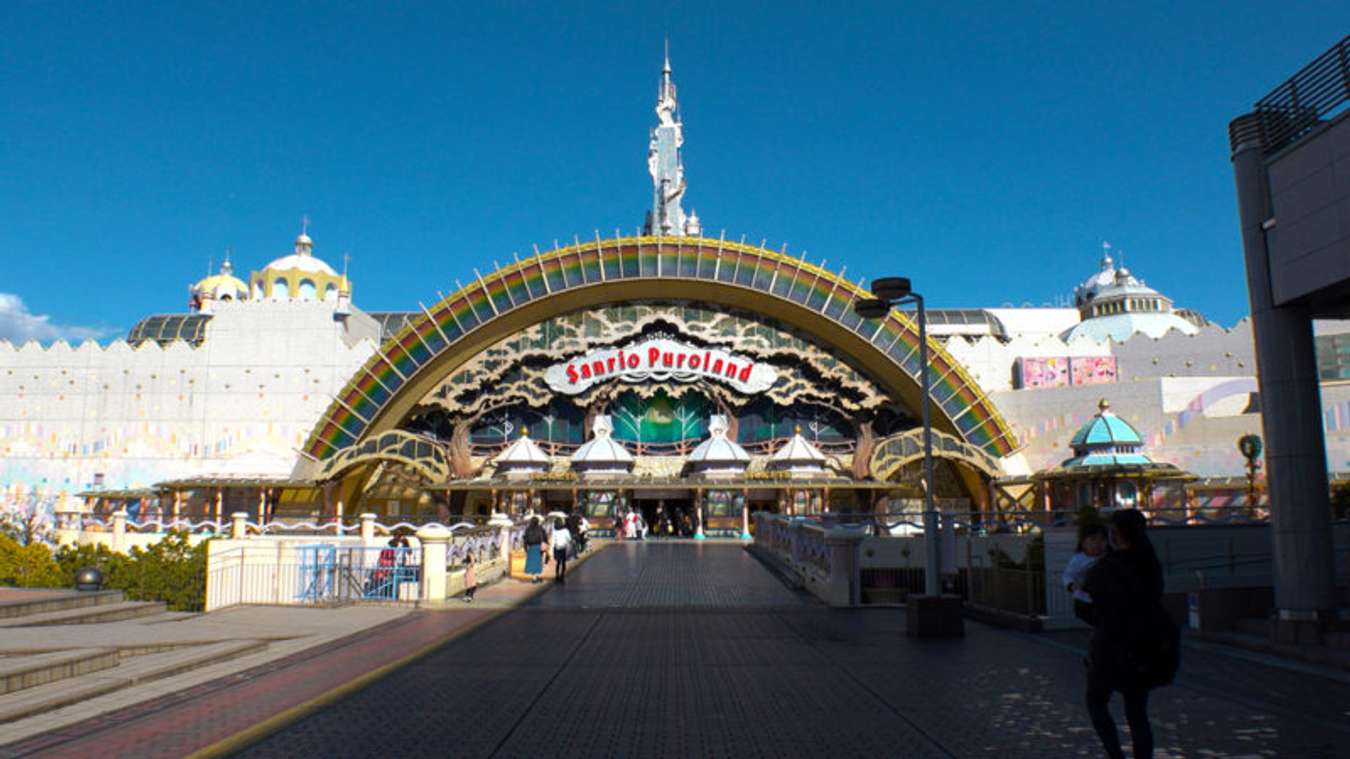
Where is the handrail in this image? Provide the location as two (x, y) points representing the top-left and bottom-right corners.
(1241, 34), (1350, 155)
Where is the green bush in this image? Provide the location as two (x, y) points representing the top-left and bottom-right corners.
(46, 531), (209, 612)
(0, 535), (62, 588)
(117, 532), (208, 612)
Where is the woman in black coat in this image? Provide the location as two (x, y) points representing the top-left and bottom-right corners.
(1083, 508), (1164, 759)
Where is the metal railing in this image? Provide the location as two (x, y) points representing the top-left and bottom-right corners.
(1239, 34), (1350, 155)
(207, 544), (424, 609)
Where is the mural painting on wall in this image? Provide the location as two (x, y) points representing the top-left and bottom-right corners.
(1016, 356), (1117, 389)
(1015, 357), (1069, 389)
(1069, 356), (1118, 386)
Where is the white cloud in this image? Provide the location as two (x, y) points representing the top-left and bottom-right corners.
(0, 293), (116, 344)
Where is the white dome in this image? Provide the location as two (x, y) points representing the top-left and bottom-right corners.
(1062, 312), (1200, 343)
(770, 429), (827, 466)
(571, 416), (635, 475)
(261, 253), (338, 276)
(688, 415), (750, 472)
(260, 231), (338, 277)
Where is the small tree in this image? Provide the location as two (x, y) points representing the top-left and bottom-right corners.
(0, 534), (61, 588)
(0, 495), (55, 546)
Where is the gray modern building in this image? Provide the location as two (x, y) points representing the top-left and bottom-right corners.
(1229, 34), (1350, 637)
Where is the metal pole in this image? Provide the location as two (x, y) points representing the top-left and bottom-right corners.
(916, 294), (940, 597)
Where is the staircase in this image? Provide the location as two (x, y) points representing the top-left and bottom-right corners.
(0, 589), (268, 726)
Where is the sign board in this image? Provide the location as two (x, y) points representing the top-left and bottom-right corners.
(544, 337), (778, 395)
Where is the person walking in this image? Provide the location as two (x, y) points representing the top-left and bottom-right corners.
(523, 516), (546, 584)
(550, 517), (572, 583)
(1083, 508), (1177, 759)
(462, 550), (478, 603)
(566, 511), (583, 558)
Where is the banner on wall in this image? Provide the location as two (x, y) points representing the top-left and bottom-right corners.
(1015, 357), (1070, 389)
(1015, 356), (1117, 389)
(1069, 356), (1118, 386)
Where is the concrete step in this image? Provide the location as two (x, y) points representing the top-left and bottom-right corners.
(0, 639), (269, 724)
(0, 648), (120, 695)
(0, 590), (124, 620)
(0, 601), (167, 628)
(127, 611), (200, 625)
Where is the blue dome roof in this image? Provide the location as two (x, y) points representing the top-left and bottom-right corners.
(1069, 400), (1143, 448)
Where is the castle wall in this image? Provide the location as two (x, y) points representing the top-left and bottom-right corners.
(0, 301), (378, 501)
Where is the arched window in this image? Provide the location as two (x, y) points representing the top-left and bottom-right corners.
(324, 283), (338, 301)
(273, 278), (289, 298)
(298, 279), (317, 300)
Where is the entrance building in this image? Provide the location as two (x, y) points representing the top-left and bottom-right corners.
(271, 54), (1017, 533)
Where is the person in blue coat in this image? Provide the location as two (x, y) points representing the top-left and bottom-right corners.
(523, 516), (546, 583)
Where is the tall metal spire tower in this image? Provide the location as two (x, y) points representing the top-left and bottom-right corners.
(644, 43), (700, 236)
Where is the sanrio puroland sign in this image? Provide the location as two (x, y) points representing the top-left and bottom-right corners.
(544, 338), (778, 395)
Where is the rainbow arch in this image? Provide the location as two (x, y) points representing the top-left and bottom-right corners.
(303, 236), (1019, 461)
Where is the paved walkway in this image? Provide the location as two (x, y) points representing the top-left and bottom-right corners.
(236, 543), (1350, 758)
(0, 581), (546, 759)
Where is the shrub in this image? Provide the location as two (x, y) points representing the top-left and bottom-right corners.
(51, 531), (208, 611)
(118, 531), (208, 612)
(0, 534), (62, 588)
(54, 542), (129, 588)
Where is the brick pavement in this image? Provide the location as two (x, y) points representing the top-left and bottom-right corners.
(0, 579), (547, 759)
(237, 543), (1350, 759)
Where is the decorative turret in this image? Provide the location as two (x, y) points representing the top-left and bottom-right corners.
(189, 257), (249, 313)
(769, 425), (828, 477)
(248, 218), (350, 303)
(1037, 398), (1192, 512)
(570, 415), (634, 478)
(1063, 241), (1200, 342)
(492, 429), (551, 479)
(1063, 399), (1151, 467)
(687, 414), (749, 477)
(643, 44), (696, 237)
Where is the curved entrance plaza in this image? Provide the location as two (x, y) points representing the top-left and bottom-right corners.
(6, 542), (1339, 758)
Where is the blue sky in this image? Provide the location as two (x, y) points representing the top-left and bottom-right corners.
(1, 2), (1347, 342)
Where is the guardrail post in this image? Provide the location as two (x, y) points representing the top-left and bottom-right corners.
(824, 528), (865, 607)
(360, 512), (377, 543)
(489, 512), (513, 567)
(417, 525), (451, 604)
(230, 511), (249, 539)
(111, 509), (128, 553)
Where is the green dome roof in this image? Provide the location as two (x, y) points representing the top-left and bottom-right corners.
(1069, 400), (1143, 448)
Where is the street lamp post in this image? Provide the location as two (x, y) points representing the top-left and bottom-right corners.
(855, 278), (941, 598)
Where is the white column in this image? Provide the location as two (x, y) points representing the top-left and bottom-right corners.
(417, 525), (451, 603)
(231, 512), (249, 539)
(360, 513), (377, 543)
(111, 509), (128, 553)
